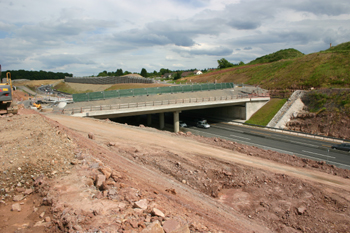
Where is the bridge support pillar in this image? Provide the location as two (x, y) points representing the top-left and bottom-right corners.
(159, 112), (164, 129)
(173, 111), (180, 133)
(147, 114), (152, 126)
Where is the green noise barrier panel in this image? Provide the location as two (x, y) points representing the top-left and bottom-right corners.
(72, 83), (235, 102)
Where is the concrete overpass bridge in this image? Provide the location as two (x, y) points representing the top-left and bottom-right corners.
(62, 86), (270, 133)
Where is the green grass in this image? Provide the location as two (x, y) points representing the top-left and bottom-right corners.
(188, 41), (350, 90)
(245, 98), (287, 126)
(249, 48), (304, 65)
(303, 89), (350, 116)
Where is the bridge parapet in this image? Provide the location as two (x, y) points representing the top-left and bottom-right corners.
(62, 93), (270, 116)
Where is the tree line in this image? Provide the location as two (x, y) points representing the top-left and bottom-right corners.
(96, 68), (187, 78)
(96, 58), (244, 79)
(96, 67), (210, 79)
(2, 69), (72, 80)
(217, 58), (245, 69)
(3, 58), (241, 81)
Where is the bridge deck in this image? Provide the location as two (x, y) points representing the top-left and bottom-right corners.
(65, 86), (266, 109)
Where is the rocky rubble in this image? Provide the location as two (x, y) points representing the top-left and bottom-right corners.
(0, 111), (209, 232)
(286, 110), (350, 139)
(0, 112), (76, 199)
(47, 158), (194, 232)
(1, 110), (350, 232)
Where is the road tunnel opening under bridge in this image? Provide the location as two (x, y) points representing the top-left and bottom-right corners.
(109, 103), (252, 133)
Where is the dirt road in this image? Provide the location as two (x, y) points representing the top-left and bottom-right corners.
(46, 113), (350, 232)
(1, 110), (350, 232)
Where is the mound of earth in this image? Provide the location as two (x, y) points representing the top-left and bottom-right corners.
(1, 110), (350, 232)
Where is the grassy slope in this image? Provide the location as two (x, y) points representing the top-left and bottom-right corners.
(245, 98), (287, 126)
(249, 48), (304, 65)
(54, 82), (94, 94)
(181, 42), (350, 90)
(302, 89), (350, 116)
(180, 42), (349, 125)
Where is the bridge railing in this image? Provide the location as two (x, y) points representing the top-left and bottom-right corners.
(62, 93), (270, 115)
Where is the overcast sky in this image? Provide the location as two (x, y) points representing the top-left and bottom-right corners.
(1, 0), (349, 76)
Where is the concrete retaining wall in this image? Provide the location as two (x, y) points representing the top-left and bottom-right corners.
(267, 90), (305, 128)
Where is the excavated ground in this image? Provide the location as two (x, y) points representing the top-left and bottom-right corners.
(1, 108), (350, 232)
(286, 111), (350, 140)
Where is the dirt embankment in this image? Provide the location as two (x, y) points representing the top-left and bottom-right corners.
(1, 109), (350, 233)
(286, 111), (350, 139)
(285, 89), (350, 140)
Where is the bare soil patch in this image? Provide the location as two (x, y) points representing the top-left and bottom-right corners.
(1, 110), (350, 232)
(58, 82), (173, 93)
(12, 80), (62, 88)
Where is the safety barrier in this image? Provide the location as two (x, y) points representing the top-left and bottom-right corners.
(72, 83), (235, 102)
(65, 75), (154, 84)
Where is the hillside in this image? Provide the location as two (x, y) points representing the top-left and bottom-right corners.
(248, 48), (304, 65)
(181, 41), (350, 90)
(285, 89), (350, 139)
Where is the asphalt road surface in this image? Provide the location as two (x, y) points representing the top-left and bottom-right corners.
(186, 122), (350, 170)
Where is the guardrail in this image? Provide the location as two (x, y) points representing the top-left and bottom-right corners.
(62, 93), (270, 115)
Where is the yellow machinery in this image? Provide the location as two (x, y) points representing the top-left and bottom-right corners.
(33, 102), (42, 110)
(0, 65), (18, 114)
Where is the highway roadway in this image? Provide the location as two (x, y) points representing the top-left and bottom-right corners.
(186, 122), (350, 170)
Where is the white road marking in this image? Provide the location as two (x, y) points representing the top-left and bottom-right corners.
(213, 125), (244, 133)
(290, 140), (319, 147)
(302, 150), (336, 159)
(230, 135), (251, 140)
(188, 129), (350, 169)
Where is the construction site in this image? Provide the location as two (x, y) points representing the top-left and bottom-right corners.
(0, 79), (350, 232)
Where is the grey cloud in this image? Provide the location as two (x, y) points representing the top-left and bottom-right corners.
(175, 46), (233, 57)
(244, 47), (252, 50)
(114, 29), (172, 46)
(286, 0), (350, 16)
(37, 54), (95, 69)
(108, 18), (227, 49)
(15, 18), (116, 43)
(228, 20), (261, 30)
(222, 2), (274, 29)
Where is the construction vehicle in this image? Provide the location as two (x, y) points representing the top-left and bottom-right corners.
(32, 102), (42, 110)
(0, 65), (18, 114)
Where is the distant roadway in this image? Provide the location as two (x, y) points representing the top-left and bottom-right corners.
(186, 122), (350, 170)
